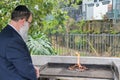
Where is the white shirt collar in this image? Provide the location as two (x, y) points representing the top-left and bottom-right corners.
(8, 24), (20, 34)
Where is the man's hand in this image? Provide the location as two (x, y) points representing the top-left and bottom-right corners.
(34, 66), (40, 78)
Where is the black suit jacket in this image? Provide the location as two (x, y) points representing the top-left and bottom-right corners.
(0, 25), (37, 80)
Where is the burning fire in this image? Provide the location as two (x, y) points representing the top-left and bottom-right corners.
(68, 52), (88, 72)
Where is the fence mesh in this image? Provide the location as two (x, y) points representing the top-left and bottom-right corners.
(49, 34), (120, 57)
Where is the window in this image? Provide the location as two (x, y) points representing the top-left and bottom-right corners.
(94, 0), (97, 2)
(102, 1), (110, 5)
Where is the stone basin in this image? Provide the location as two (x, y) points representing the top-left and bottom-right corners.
(32, 56), (120, 80)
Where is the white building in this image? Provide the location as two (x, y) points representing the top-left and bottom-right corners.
(82, 0), (112, 20)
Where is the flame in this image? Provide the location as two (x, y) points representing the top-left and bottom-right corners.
(76, 52), (81, 67)
(68, 52), (88, 71)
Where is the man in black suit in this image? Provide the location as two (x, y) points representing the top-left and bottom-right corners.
(0, 5), (39, 80)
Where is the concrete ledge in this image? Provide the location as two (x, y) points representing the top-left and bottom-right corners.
(112, 60), (120, 80)
(32, 55), (120, 65)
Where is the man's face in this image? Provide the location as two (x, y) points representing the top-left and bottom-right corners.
(19, 15), (32, 42)
(27, 14), (32, 26)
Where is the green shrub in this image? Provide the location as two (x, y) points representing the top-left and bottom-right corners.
(27, 31), (55, 55)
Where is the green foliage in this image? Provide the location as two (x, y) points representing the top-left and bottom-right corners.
(42, 10), (68, 35)
(68, 19), (86, 34)
(0, 0), (19, 30)
(77, 20), (86, 33)
(59, 0), (82, 7)
(27, 31), (55, 55)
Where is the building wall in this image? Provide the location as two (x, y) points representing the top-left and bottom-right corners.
(82, 0), (112, 20)
(113, 0), (120, 23)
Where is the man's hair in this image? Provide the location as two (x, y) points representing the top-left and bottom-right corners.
(11, 5), (32, 21)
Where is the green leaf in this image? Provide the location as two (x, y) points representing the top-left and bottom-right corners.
(27, 32), (55, 55)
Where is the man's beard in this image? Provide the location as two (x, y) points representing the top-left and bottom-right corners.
(19, 22), (29, 42)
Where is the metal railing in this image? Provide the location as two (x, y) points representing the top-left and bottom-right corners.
(49, 34), (120, 57)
